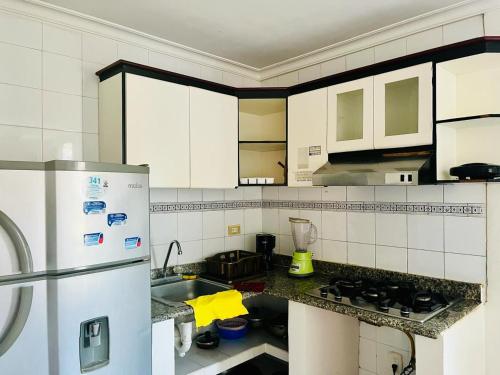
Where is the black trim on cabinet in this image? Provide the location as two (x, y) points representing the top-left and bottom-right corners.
(121, 71), (127, 164)
(239, 140), (287, 144)
(436, 114), (500, 124)
(236, 88), (290, 98)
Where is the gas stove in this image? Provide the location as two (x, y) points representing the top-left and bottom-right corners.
(306, 278), (461, 323)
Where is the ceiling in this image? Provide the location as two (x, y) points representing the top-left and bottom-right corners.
(40, 0), (467, 69)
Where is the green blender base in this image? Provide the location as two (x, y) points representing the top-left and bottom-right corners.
(288, 251), (314, 278)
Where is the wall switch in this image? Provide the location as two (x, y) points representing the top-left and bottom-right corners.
(228, 224), (241, 236)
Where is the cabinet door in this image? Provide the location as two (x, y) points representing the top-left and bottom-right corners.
(125, 74), (190, 188)
(374, 62), (433, 149)
(288, 88), (327, 187)
(190, 87), (238, 189)
(327, 77), (374, 152)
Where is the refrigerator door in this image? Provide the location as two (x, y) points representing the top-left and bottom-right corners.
(46, 166), (149, 271)
(0, 278), (49, 375)
(47, 262), (151, 375)
(0, 169), (46, 278)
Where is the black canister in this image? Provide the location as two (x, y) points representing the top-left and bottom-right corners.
(256, 233), (276, 271)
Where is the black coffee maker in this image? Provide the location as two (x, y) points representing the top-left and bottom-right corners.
(256, 233), (276, 271)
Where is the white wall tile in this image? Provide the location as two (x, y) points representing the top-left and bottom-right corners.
(359, 338), (377, 372)
(298, 64), (321, 83)
(444, 183), (486, 203)
(199, 66), (223, 84)
(178, 240), (203, 265)
(148, 51), (179, 71)
(261, 77), (278, 87)
(347, 213), (375, 244)
(82, 133), (99, 162)
(443, 16), (484, 45)
(375, 186), (406, 202)
(222, 72), (243, 87)
(276, 71), (299, 86)
(298, 210), (322, 237)
(376, 214), (407, 248)
(346, 48), (374, 70)
(278, 234), (293, 256)
(151, 243), (175, 268)
(82, 61), (101, 99)
(150, 188), (177, 202)
(244, 234), (258, 252)
(43, 23), (81, 59)
(347, 186), (374, 201)
(262, 209), (279, 234)
(202, 237), (224, 259)
(177, 60), (201, 78)
(225, 188), (244, 201)
(445, 253), (486, 283)
(279, 186), (298, 200)
(225, 209), (244, 234)
(360, 322), (377, 340)
(298, 187), (322, 201)
(178, 212), (202, 241)
(117, 42), (148, 64)
(0, 12), (41, 49)
(82, 33), (117, 65)
(225, 235), (244, 250)
(408, 215), (444, 251)
(322, 211), (346, 241)
(245, 208), (262, 234)
(359, 369), (376, 375)
(376, 343), (410, 375)
(242, 187), (262, 200)
(406, 27), (443, 55)
(407, 185), (443, 203)
(43, 52), (82, 95)
(178, 189), (202, 202)
(82, 97), (98, 133)
(150, 213), (177, 245)
(279, 209), (298, 235)
(322, 240), (347, 263)
(374, 38), (407, 63)
(0, 125), (41, 161)
(42, 129), (82, 161)
(43, 91), (82, 131)
(444, 216), (486, 256)
(348, 242), (376, 267)
(202, 189), (224, 201)
(0, 43), (41, 88)
(377, 326), (410, 351)
(320, 57), (346, 77)
(262, 186), (279, 200)
(322, 186), (347, 201)
(376, 245), (407, 273)
(484, 9), (500, 35)
(408, 249), (444, 278)
(202, 210), (225, 239)
(0, 84), (41, 127)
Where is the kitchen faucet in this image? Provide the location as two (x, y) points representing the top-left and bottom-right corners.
(163, 240), (183, 277)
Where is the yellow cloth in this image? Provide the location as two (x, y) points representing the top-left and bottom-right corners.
(185, 289), (248, 328)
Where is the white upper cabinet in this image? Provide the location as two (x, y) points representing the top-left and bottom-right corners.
(288, 88), (328, 187)
(189, 87), (238, 189)
(125, 74), (190, 188)
(327, 77), (374, 153)
(373, 62), (433, 149)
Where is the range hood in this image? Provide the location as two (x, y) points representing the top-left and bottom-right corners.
(312, 149), (434, 186)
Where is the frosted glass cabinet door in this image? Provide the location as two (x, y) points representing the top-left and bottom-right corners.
(373, 62), (433, 149)
(327, 77), (374, 152)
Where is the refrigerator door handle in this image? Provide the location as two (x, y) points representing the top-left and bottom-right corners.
(0, 210), (33, 274)
(0, 286), (34, 356)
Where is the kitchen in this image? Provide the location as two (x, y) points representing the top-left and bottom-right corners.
(1, 0), (500, 374)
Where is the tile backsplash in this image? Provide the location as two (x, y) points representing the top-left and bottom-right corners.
(149, 183), (487, 284)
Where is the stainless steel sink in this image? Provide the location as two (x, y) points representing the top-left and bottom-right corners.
(151, 278), (230, 307)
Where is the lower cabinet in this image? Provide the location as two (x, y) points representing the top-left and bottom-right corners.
(288, 301), (359, 375)
(152, 319), (175, 375)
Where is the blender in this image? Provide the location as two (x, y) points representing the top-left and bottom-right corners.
(288, 217), (317, 278)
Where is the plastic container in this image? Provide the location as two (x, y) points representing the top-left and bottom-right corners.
(216, 318), (248, 340)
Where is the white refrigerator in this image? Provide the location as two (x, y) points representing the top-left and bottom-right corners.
(0, 161), (152, 375)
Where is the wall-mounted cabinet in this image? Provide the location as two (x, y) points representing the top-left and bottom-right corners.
(238, 98), (287, 185)
(98, 72), (238, 189)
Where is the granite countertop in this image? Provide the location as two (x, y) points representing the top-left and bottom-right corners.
(151, 266), (482, 339)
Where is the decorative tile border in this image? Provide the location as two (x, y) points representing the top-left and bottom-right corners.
(150, 199), (485, 217)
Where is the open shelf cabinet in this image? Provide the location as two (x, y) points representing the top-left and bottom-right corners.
(238, 98), (287, 185)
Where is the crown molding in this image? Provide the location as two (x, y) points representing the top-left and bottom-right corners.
(0, 0), (261, 80)
(259, 0), (500, 80)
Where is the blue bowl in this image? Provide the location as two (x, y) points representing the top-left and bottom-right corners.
(216, 318), (248, 340)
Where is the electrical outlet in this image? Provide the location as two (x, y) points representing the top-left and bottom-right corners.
(227, 224), (241, 236)
(389, 351), (404, 374)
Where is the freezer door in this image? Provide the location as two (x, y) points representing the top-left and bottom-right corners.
(0, 170), (46, 277)
(46, 169), (150, 270)
(0, 279), (49, 375)
(47, 262), (151, 375)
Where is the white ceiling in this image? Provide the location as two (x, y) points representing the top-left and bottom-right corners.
(40, 0), (467, 69)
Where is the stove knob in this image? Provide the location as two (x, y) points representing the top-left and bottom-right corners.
(400, 306), (411, 318)
(320, 287), (328, 298)
(330, 286), (342, 301)
(378, 299), (390, 312)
